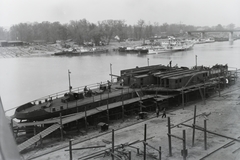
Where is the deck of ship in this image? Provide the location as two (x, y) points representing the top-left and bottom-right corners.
(21, 86), (138, 113)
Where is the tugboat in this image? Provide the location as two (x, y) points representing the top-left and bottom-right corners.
(54, 48), (81, 56)
(134, 46), (149, 54)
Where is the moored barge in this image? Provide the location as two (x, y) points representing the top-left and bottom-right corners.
(14, 64), (230, 122)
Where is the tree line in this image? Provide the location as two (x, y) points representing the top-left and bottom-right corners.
(0, 19), (236, 45)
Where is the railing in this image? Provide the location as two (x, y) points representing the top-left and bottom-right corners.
(4, 78), (131, 113)
(30, 80), (114, 102)
(39, 83), (138, 114)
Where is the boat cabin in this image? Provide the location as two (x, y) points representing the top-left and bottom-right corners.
(61, 92), (84, 103)
(155, 69), (209, 89)
(167, 71), (208, 89)
(119, 64), (226, 89)
(120, 65), (169, 87)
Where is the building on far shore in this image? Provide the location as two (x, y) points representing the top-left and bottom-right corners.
(0, 40), (8, 47)
(0, 40), (23, 47)
(32, 40), (46, 45)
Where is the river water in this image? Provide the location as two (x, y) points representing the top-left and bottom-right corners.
(0, 41), (239, 115)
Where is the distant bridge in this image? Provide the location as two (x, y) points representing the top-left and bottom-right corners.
(187, 30), (240, 43)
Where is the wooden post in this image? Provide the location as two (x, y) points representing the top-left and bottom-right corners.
(203, 82), (206, 105)
(122, 103), (124, 121)
(192, 105), (196, 147)
(40, 135), (43, 148)
(235, 68), (238, 80)
(112, 129), (114, 160)
(34, 125), (36, 136)
(76, 119), (79, 132)
(107, 91), (110, 123)
(182, 89), (184, 109)
(155, 101), (159, 117)
(144, 124), (147, 160)
(195, 55), (197, 68)
(224, 74), (226, 89)
(110, 63), (113, 83)
(69, 139), (73, 160)
(204, 119), (207, 150)
(128, 151), (131, 160)
(168, 117), (172, 156)
(140, 102), (142, 113)
(60, 113), (63, 141)
(183, 130), (187, 160)
(159, 146), (161, 160)
(121, 89), (124, 121)
(137, 148), (140, 155)
(159, 77), (161, 87)
(132, 88), (134, 98)
(218, 76), (221, 97)
(68, 70), (71, 92)
(84, 106), (88, 132)
(186, 93), (189, 105)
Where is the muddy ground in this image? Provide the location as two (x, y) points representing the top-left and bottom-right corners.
(20, 75), (240, 160)
(0, 41), (143, 58)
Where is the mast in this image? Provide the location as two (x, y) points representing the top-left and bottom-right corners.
(68, 70), (72, 92)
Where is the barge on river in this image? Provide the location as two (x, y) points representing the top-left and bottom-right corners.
(14, 64), (230, 122)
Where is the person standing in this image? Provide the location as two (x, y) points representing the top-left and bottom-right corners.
(162, 107), (166, 118)
(155, 102), (160, 117)
(107, 80), (112, 92)
(84, 86), (88, 94)
(156, 107), (160, 117)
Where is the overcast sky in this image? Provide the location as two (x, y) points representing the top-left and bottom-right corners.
(0, 0), (240, 28)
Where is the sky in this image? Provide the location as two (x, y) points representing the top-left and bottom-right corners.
(0, 0), (240, 29)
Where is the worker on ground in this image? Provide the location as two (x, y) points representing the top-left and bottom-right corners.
(156, 107), (160, 117)
(155, 101), (160, 117)
(162, 107), (166, 118)
(226, 78), (229, 88)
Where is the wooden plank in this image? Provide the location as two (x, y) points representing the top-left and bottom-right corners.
(65, 145), (106, 151)
(181, 123), (240, 142)
(168, 133), (184, 141)
(18, 123), (60, 152)
(200, 140), (235, 160)
(232, 147), (240, 154)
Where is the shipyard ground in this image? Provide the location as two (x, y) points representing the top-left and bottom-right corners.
(21, 76), (240, 160)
